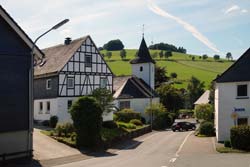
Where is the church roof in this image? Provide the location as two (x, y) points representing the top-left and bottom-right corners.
(113, 76), (158, 99)
(216, 48), (250, 83)
(130, 37), (155, 64)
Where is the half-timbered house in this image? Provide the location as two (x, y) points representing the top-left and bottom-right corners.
(113, 37), (159, 119)
(0, 5), (43, 160)
(34, 36), (113, 123)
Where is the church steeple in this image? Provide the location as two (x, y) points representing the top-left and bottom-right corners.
(130, 37), (155, 64)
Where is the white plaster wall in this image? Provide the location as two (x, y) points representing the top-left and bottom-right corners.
(132, 63), (155, 89)
(216, 82), (250, 141)
(34, 98), (58, 121)
(0, 131), (31, 159)
(114, 97), (160, 119)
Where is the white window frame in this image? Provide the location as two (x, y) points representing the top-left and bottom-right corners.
(100, 77), (107, 88)
(46, 79), (52, 90)
(236, 84), (248, 99)
(119, 101), (130, 110)
(68, 100), (73, 109)
(85, 55), (92, 67)
(67, 77), (74, 89)
(39, 102), (43, 114)
(46, 101), (50, 114)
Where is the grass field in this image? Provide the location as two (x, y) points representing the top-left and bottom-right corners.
(101, 49), (233, 89)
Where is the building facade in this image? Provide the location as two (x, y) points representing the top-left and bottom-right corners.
(113, 37), (159, 118)
(34, 36), (113, 123)
(0, 5), (43, 160)
(215, 48), (250, 141)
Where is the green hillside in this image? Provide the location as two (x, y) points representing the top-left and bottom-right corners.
(101, 49), (233, 89)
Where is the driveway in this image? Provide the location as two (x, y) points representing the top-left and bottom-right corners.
(33, 128), (82, 161)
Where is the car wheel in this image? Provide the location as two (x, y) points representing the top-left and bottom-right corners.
(173, 129), (176, 132)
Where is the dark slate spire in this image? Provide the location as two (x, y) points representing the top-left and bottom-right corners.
(130, 37), (155, 64)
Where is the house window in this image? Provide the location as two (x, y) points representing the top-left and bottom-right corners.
(237, 118), (248, 126)
(100, 77), (107, 88)
(67, 77), (74, 88)
(46, 79), (52, 90)
(140, 66), (143, 71)
(46, 101), (50, 114)
(237, 84), (248, 97)
(85, 55), (92, 67)
(119, 101), (130, 110)
(39, 102), (43, 114)
(68, 100), (73, 109)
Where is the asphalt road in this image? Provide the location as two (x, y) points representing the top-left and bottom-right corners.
(55, 130), (193, 167)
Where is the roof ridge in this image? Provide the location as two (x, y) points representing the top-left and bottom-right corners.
(132, 77), (153, 96)
(129, 77), (151, 98)
(42, 36), (88, 51)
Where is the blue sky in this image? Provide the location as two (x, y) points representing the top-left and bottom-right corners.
(1, 0), (250, 58)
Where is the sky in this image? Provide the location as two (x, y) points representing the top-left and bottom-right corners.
(1, 0), (250, 59)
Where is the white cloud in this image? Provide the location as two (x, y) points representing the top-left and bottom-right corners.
(224, 5), (248, 14)
(224, 5), (240, 14)
(147, 0), (220, 53)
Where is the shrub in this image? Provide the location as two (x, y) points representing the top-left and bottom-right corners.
(69, 96), (102, 148)
(117, 122), (136, 129)
(55, 124), (63, 137)
(224, 140), (231, 148)
(231, 126), (250, 150)
(49, 116), (58, 128)
(102, 121), (118, 129)
(141, 117), (146, 124)
(55, 123), (74, 137)
(145, 103), (167, 118)
(42, 120), (50, 127)
(195, 104), (213, 121)
(130, 119), (143, 126)
(115, 109), (141, 123)
(113, 114), (118, 121)
(153, 112), (173, 130)
(198, 121), (215, 136)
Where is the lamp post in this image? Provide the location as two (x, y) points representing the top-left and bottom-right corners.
(28, 19), (69, 157)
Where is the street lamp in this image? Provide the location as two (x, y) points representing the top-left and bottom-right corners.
(28, 19), (69, 158)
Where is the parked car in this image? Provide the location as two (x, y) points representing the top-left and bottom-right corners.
(172, 122), (196, 132)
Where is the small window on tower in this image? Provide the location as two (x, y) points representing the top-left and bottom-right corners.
(140, 66), (143, 71)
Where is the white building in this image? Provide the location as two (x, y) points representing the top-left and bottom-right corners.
(113, 37), (160, 118)
(215, 48), (250, 141)
(34, 36), (113, 123)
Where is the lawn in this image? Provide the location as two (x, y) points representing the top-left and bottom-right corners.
(102, 49), (234, 89)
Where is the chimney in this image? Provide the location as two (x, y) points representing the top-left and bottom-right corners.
(64, 37), (72, 45)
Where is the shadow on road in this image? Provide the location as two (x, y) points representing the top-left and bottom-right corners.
(0, 157), (42, 167)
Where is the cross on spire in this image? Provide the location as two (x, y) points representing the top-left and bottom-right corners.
(142, 24), (145, 38)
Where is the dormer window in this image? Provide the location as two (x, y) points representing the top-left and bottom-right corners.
(46, 79), (52, 90)
(140, 66), (143, 71)
(237, 84), (248, 98)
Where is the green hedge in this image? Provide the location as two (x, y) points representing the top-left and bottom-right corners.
(115, 110), (141, 123)
(198, 121), (215, 136)
(231, 126), (250, 150)
(153, 112), (173, 130)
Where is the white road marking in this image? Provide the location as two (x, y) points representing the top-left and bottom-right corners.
(169, 158), (177, 163)
(175, 131), (193, 157)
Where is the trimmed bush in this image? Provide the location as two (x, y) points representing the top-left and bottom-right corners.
(231, 126), (250, 150)
(130, 119), (143, 126)
(102, 121), (118, 129)
(117, 122), (136, 129)
(55, 123), (75, 137)
(69, 96), (103, 148)
(115, 109), (141, 123)
(198, 121), (215, 136)
(49, 115), (58, 128)
(153, 112), (173, 130)
(224, 140), (231, 148)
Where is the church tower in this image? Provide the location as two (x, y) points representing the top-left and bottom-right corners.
(130, 37), (155, 89)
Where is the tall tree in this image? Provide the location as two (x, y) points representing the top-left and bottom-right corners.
(187, 76), (205, 108)
(156, 84), (184, 113)
(106, 51), (112, 59)
(155, 66), (169, 88)
(159, 50), (164, 59)
(226, 52), (232, 61)
(213, 54), (220, 61)
(120, 49), (127, 60)
(202, 54), (208, 60)
(103, 39), (124, 51)
(164, 51), (172, 59)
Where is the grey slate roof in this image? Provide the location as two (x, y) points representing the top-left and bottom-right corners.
(216, 48), (250, 83)
(130, 37), (155, 64)
(34, 36), (88, 77)
(113, 76), (158, 99)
